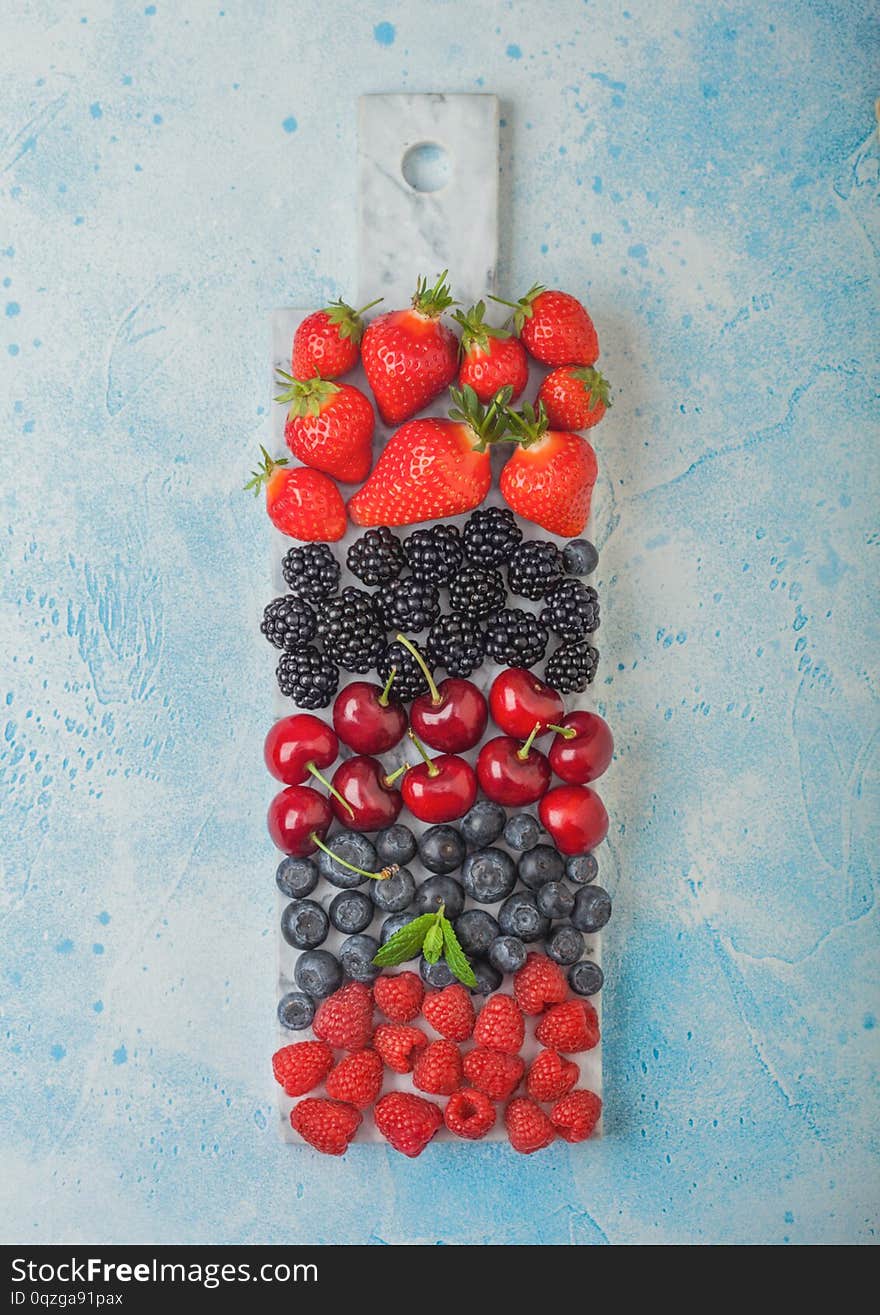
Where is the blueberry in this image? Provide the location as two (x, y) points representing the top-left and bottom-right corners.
(469, 960), (503, 995)
(565, 853), (598, 885)
(460, 800), (506, 849)
(418, 824), (466, 874)
(275, 856), (319, 900)
(380, 911), (417, 949)
(340, 933), (381, 983)
(375, 823), (418, 867)
(518, 844), (564, 890)
(461, 848), (517, 904)
(413, 873), (465, 919)
(545, 924), (585, 966)
(571, 885), (612, 933)
(294, 948), (343, 998)
(569, 959), (604, 996)
(503, 812), (541, 851)
(277, 990), (315, 1030)
(370, 866), (416, 913)
(536, 880), (575, 920)
(329, 888), (374, 935)
(454, 909), (500, 958)
(497, 891), (550, 943)
(563, 538), (599, 577)
(488, 935), (528, 974)
(419, 956), (456, 989)
(317, 833), (378, 888)
(281, 899), (329, 950)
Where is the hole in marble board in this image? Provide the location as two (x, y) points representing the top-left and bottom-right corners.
(401, 142), (451, 193)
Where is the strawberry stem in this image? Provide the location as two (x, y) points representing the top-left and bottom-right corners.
(393, 633), (440, 705)
(547, 722), (577, 739)
(274, 370), (340, 418)
(307, 763), (354, 818)
(516, 723), (541, 761)
(309, 833), (397, 881)
(243, 445), (289, 496)
(407, 729), (440, 777)
(503, 400), (550, 448)
(412, 270), (455, 318)
(489, 284), (544, 334)
(378, 668), (397, 708)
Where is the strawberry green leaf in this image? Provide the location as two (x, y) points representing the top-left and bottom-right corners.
(440, 915), (478, 988)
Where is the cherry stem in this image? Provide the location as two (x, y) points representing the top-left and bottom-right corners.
(547, 722), (577, 740)
(378, 668), (396, 708)
(384, 763), (409, 786)
(407, 728), (440, 777)
(516, 723), (541, 761)
(307, 762), (354, 818)
(394, 632), (441, 705)
(309, 832), (398, 882)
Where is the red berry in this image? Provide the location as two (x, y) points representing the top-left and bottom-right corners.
(526, 1049), (579, 1103)
(290, 1097), (362, 1155)
(513, 953), (569, 1016)
(537, 365), (610, 431)
(421, 984), (476, 1042)
(267, 784), (333, 857)
(505, 1096), (556, 1154)
(413, 1039), (463, 1096)
(453, 301), (529, 404)
(534, 999), (600, 1054)
(444, 1087), (497, 1140)
(271, 1040), (333, 1096)
(547, 711), (614, 786)
(538, 784), (609, 857)
(550, 1088), (602, 1142)
(462, 1047), (525, 1101)
(325, 1049), (384, 1109)
(373, 1090), (442, 1157)
(361, 273), (458, 425)
(278, 375), (375, 484)
(373, 972), (425, 1023)
(509, 286), (599, 368)
(501, 426), (597, 540)
(245, 447), (347, 542)
(312, 981), (374, 1051)
(292, 298), (377, 381)
(373, 1023), (429, 1074)
(473, 993), (525, 1055)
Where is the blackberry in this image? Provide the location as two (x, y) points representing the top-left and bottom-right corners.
(377, 639), (433, 701)
(507, 540), (565, 600)
(425, 614), (485, 677)
(483, 608), (548, 668)
(317, 587), (386, 673)
(261, 595), (318, 651)
(545, 640), (599, 693)
(462, 506), (523, 566)
(403, 524), (464, 585)
(375, 577), (440, 633)
(276, 646), (339, 708)
(281, 542), (340, 601)
(563, 538), (599, 577)
(448, 564), (506, 620)
(347, 526), (405, 586)
(540, 579), (600, 643)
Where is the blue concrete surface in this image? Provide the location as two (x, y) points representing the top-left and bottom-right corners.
(1, 0), (877, 1245)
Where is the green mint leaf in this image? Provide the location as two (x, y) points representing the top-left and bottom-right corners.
(371, 913), (436, 967)
(440, 915), (477, 988)
(423, 921), (444, 964)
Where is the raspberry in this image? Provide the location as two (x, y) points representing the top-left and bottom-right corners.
(271, 1041), (333, 1096)
(325, 1049), (383, 1109)
(413, 1039), (463, 1096)
(374, 1091), (442, 1157)
(473, 993), (525, 1055)
(373, 1022), (429, 1073)
(421, 983), (476, 1042)
(513, 953), (569, 1016)
(312, 981), (374, 1051)
(534, 999), (600, 1054)
(373, 971), (425, 1023)
(444, 1087), (497, 1140)
(526, 1049), (579, 1103)
(290, 1098), (362, 1155)
(505, 1096), (556, 1154)
(462, 1047), (525, 1101)
(550, 1088), (602, 1142)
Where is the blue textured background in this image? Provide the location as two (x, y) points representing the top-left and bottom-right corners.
(2, 0), (878, 1245)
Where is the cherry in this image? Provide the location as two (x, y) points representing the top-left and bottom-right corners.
(548, 711), (614, 785)
(263, 713), (338, 786)
(538, 784), (609, 856)
(330, 755), (405, 831)
(401, 730), (478, 824)
(476, 724), (551, 806)
(395, 632), (488, 752)
(489, 668), (567, 740)
(267, 785), (333, 857)
(332, 672), (407, 755)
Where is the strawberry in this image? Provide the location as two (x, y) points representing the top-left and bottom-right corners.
(373, 971), (424, 1023)
(312, 981), (374, 1051)
(292, 297), (382, 380)
(373, 1022), (428, 1073)
(526, 1048), (579, 1103)
(534, 999), (600, 1054)
(500, 403), (597, 538)
(325, 1048), (383, 1109)
(462, 1047), (524, 1101)
(275, 372), (374, 483)
(505, 1096), (556, 1154)
(513, 953), (568, 1016)
(550, 1088), (602, 1142)
(537, 365), (611, 431)
(444, 1087), (496, 1140)
(413, 1038), (463, 1096)
(453, 300), (529, 404)
(361, 271), (458, 424)
(421, 983), (475, 1042)
(244, 447), (347, 542)
(290, 1097), (362, 1155)
(493, 285), (599, 367)
(473, 994), (525, 1055)
(374, 1090), (442, 1157)
(348, 386), (508, 528)
(271, 1040), (333, 1096)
